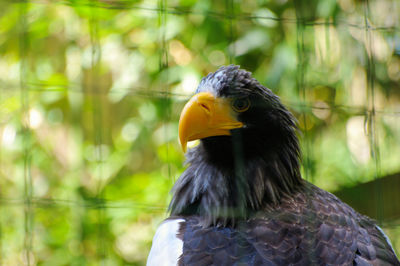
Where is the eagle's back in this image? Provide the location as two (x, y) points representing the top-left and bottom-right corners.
(175, 182), (399, 266)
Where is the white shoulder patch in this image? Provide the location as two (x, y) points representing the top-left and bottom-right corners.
(147, 219), (185, 266)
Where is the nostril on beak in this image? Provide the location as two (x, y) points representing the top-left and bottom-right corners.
(199, 103), (211, 114)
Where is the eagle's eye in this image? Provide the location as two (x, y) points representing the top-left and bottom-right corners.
(232, 97), (250, 112)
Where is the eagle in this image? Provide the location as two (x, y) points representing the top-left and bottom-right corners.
(147, 65), (399, 265)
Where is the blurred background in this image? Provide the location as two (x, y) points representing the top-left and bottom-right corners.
(0, 0), (399, 265)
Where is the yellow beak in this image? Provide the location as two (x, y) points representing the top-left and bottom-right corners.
(178, 92), (243, 152)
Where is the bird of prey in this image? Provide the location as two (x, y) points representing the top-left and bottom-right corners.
(147, 65), (399, 265)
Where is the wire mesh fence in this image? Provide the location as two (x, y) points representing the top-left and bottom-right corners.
(0, 0), (399, 264)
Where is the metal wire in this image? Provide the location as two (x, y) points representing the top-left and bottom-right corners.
(18, 1), (34, 265)
(87, 1), (108, 262)
(363, 0), (384, 225)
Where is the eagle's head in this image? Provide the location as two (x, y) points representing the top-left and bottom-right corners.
(170, 65), (303, 226)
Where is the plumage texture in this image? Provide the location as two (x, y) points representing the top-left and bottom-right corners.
(148, 65), (399, 265)
(178, 183), (398, 265)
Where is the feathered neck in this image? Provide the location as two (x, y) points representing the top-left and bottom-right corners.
(169, 128), (303, 227)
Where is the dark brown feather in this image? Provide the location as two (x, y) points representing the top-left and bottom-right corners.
(177, 182), (399, 265)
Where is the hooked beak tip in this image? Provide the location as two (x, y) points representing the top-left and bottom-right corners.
(180, 139), (187, 153)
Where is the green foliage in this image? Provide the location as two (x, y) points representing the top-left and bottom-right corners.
(0, 0), (399, 264)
